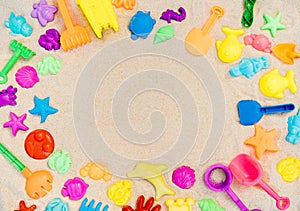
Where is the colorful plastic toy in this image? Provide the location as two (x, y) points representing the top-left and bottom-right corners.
(273, 43), (300, 64)
(4, 12), (33, 37)
(38, 55), (61, 75)
(229, 56), (269, 79)
(244, 34), (272, 53)
(3, 112), (29, 136)
(48, 150), (72, 174)
(172, 166), (195, 189)
(31, 0), (57, 27)
(45, 198), (69, 211)
(165, 198), (194, 211)
(24, 129), (55, 160)
(160, 7), (186, 23)
(108, 180), (132, 206)
(14, 200), (37, 211)
(122, 195), (161, 211)
(129, 11), (156, 40)
(15, 66), (39, 88)
(277, 157), (300, 182)
(80, 162), (112, 181)
(261, 13), (286, 37)
(154, 26), (174, 44)
(286, 109), (300, 144)
(196, 199), (225, 211)
(0, 40), (36, 84)
(57, 0), (91, 51)
(237, 100), (295, 125)
(0, 142), (53, 199)
(38, 29), (61, 51)
(127, 162), (175, 200)
(259, 69), (298, 99)
(80, 198), (109, 211)
(185, 6), (224, 56)
(28, 96), (58, 123)
(241, 0), (256, 28)
(204, 164), (261, 211)
(216, 26), (245, 63)
(0, 85), (17, 107)
(61, 177), (89, 200)
(113, 0), (136, 10)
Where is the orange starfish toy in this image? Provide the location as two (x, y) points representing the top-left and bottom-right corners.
(244, 124), (279, 159)
(14, 200), (36, 211)
(113, 0), (136, 10)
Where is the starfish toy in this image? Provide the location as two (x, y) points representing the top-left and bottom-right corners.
(28, 96), (58, 123)
(3, 112), (29, 136)
(244, 124), (279, 159)
(260, 13), (286, 37)
(14, 200), (37, 211)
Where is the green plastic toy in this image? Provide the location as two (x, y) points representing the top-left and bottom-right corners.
(241, 0), (256, 28)
(197, 199), (225, 211)
(260, 13), (286, 37)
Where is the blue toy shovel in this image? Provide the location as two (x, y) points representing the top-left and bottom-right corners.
(237, 100), (295, 126)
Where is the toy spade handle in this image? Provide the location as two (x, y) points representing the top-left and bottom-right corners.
(260, 104), (295, 115)
(225, 188), (249, 211)
(202, 6), (225, 34)
(0, 143), (26, 172)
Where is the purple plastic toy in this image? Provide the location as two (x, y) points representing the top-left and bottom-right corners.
(15, 66), (39, 88)
(160, 7), (186, 23)
(61, 177), (89, 200)
(244, 34), (272, 53)
(0, 85), (17, 108)
(172, 166), (195, 189)
(38, 29), (61, 51)
(31, 0), (57, 27)
(3, 112), (29, 136)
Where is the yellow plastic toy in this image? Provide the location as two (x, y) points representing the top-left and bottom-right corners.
(277, 157), (300, 182)
(80, 162), (112, 182)
(216, 26), (245, 63)
(127, 162), (175, 200)
(259, 69), (298, 99)
(76, 0), (119, 39)
(166, 198), (195, 211)
(108, 180), (132, 206)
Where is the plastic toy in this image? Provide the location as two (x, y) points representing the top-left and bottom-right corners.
(261, 13), (286, 37)
(259, 69), (297, 99)
(61, 177), (89, 200)
(127, 162), (175, 200)
(24, 129), (55, 160)
(286, 109), (300, 144)
(241, 0), (256, 28)
(204, 164), (261, 211)
(160, 7), (186, 23)
(108, 180), (132, 206)
(165, 198), (194, 211)
(277, 157), (300, 182)
(0, 40), (36, 84)
(31, 0), (57, 27)
(80, 162), (112, 181)
(38, 55), (61, 75)
(154, 26), (174, 44)
(229, 56), (269, 79)
(14, 200), (37, 211)
(57, 0), (91, 51)
(0, 142), (53, 199)
(80, 198), (109, 211)
(113, 0), (136, 10)
(244, 124), (279, 159)
(172, 166), (195, 189)
(45, 198), (69, 211)
(77, 0), (119, 39)
(122, 195), (161, 211)
(4, 12), (33, 37)
(15, 66), (39, 88)
(28, 96), (58, 123)
(244, 34), (272, 53)
(38, 29), (61, 51)
(273, 43), (300, 64)
(196, 199), (225, 211)
(3, 112), (29, 136)
(216, 26), (245, 63)
(129, 11), (156, 40)
(0, 85), (17, 107)
(237, 100), (295, 125)
(185, 6), (224, 56)
(48, 150), (72, 174)
(230, 154), (290, 210)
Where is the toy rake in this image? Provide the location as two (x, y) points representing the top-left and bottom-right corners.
(80, 198), (109, 211)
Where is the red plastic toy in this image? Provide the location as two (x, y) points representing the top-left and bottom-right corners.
(122, 195), (161, 211)
(14, 200), (36, 211)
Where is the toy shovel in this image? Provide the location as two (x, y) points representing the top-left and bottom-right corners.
(0, 142), (53, 199)
(185, 6), (225, 56)
(273, 43), (300, 64)
(237, 100), (295, 126)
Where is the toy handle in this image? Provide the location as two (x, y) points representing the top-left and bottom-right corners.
(260, 104), (295, 115)
(225, 188), (249, 211)
(57, 0), (75, 32)
(0, 143), (25, 172)
(0, 49), (22, 84)
(202, 6), (225, 34)
(288, 51), (300, 59)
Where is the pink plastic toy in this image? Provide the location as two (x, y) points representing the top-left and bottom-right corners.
(244, 34), (272, 53)
(15, 66), (39, 88)
(172, 165), (196, 189)
(61, 177), (89, 200)
(3, 112), (29, 136)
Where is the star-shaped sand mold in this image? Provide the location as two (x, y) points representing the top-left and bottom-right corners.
(260, 13), (286, 37)
(3, 112), (29, 136)
(244, 124), (279, 159)
(29, 96), (58, 123)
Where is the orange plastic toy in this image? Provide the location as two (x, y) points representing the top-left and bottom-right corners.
(185, 6), (225, 56)
(14, 200), (36, 211)
(113, 0), (136, 10)
(273, 43), (300, 64)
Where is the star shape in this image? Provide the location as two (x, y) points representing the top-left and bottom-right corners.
(28, 96), (58, 123)
(260, 13), (286, 37)
(14, 200), (36, 211)
(244, 124), (279, 159)
(3, 112), (29, 136)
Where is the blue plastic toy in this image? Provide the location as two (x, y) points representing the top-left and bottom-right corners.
(28, 96), (58, 123)
(129, 11), (156, 40)
(45, 198), (69, 211)
(80, 198), (109, 211)
(286, 109), (300, 144)
(230, 56), (269, 78)
(4, 12), (33, 37)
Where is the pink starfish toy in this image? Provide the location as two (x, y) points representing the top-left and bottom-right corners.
(244, 34), (272, 53)
(3, 112), (29, 136)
